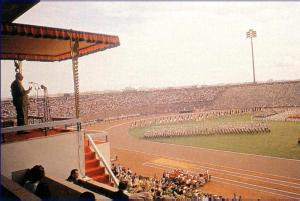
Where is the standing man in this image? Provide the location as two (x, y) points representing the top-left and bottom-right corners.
(11, 72), (32, 127)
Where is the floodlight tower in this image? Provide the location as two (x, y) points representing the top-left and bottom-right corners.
(246, 29), (257, 83)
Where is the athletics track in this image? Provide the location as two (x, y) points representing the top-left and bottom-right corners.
(85, 119), (300, 200)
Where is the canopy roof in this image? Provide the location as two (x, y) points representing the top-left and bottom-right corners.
(0, 23), (120, 62)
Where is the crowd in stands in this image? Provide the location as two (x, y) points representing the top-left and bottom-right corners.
(1, 81), (299, 124)
(213, 81), (300, 110)
(110, 163), (222, 200)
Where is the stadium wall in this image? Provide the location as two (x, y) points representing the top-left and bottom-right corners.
(1, 132), (85, 179)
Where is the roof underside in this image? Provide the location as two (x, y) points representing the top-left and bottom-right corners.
(0, 23), (120, 62)
(1, 1), (40, 23)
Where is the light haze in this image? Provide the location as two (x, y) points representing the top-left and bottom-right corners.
(1, 1), (300, 98)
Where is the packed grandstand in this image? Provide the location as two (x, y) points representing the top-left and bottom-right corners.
(1, 80), (300, 124)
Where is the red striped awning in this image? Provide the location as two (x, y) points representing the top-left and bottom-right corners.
(0, 23), (120, 62)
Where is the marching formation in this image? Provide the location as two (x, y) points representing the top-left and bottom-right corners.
(144, 123), (270, 139)
(129, 110), (271, 139)
(131, 108), (261, 128)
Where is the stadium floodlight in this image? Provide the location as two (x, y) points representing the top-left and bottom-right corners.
(246, 29), (257, 83)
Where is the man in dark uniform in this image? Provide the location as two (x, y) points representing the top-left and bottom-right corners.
(11, 72), (32, 127)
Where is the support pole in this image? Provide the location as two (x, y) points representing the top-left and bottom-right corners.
(246, 29), (257, 84)
(250, 37), (256, 83)
(70, 36), (81, 130)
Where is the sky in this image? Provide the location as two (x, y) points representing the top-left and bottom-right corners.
(1, 1), (300, 98)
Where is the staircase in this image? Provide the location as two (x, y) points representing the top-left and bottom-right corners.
(84, 139), (112, 186)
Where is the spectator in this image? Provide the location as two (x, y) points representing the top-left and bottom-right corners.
(35, 182), (51, 200)
(23, 165), (51, 199)
(79, 191), (95, 201)
(24, 165), (45, 193)
(67, 169), (85, 186)
(232, 193), (238, 201)
(112, 181), (129, 201)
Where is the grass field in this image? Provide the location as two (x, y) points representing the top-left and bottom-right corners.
(129, 114), (300, 160)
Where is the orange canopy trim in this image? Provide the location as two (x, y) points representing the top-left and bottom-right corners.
(0, 23), (120, 62)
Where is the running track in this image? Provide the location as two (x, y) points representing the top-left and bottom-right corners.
(85, 119), (300, 200)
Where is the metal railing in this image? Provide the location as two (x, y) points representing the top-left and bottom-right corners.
(86, 133), (119, 187)
(84, 130), (108, 142)
(1, 118), (81, 143)
(1, 118), (81, 134)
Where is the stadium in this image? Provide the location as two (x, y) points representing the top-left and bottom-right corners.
(1, 1), (300, 201)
